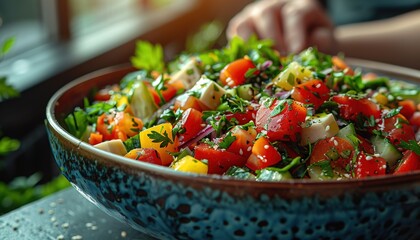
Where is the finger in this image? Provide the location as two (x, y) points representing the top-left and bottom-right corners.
(309, 27), (338, 54)
(282, 0), (334, 53)
(227, 12), (257, 40)
(251, 6), (287, 54)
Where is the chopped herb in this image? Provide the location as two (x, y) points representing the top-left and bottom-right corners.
(160, 108), (183, 123)
(383, 107), (402, 119)
(270, 100), (290, 117)
(152, 75), (168, 105)
(186, 68), (194, 75)
(219, 132), (236, 149)
(219, 94), (249, 113)
(263, 157), (301, 173)
(309, 160), (334, 178)
(225, 166), (255, 180)
(147, 130), (173, 148)
(400, 140), (420, 155)
(287, 73), (295, 86)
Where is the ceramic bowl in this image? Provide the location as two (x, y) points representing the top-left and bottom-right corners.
(46, 61), (420, 240)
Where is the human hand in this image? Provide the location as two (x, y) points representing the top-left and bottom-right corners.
(227, 0), (337, 54)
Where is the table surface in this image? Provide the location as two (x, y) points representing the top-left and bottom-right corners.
(0, 187), (156, 240)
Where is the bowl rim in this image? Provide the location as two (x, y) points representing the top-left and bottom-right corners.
(46, 59), (420, 190)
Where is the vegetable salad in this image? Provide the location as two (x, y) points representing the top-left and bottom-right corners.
(65, 37), (420, 181)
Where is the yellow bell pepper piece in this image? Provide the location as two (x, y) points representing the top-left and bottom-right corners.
(273, 61), (313, 90)
(139, 123), (177, 165)
(170, 155), (208, 174)
(373, 92), (388, 106)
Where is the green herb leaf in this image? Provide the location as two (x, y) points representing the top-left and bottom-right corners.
(263, 157), (302, 173)
(219, 132), (236, 149)
(309, 160), (334, 178)
(219, 94), (249, 113)
(131, 41), (165, 73)
(400, 140), (420, 155)
(225, 166), (256, 180)
(270, 99), (290, 117)
(147, 130), (173, 148)
(383, 107), (402, 119)
(64, 109), (88, 139)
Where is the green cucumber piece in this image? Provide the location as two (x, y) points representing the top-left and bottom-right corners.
(371, 135), (402, 167)
(336, 123), (359, 147)
(235, 84), (256, 100)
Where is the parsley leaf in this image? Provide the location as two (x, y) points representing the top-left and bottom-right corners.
(219, 94), (249, 113)
(147, 130), (173, 148)
(131, 41), (165, 73)
(219, 132), (236, 149)
(400, 140), (420, 155)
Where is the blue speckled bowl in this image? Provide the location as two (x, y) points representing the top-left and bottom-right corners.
(46, 61), (420, 240)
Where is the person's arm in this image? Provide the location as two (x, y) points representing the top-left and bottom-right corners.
(226, 0), (336, 54)
(335, 10), (420, 69)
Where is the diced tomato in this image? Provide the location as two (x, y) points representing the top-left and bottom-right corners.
(362, 72), (378, 81)
(354, 151), (387, 178)
(89, 132), (103, 145)
(114, 112), (143, 138)
(96, 113), (114, 140)
(357, 135), (374, 154)
(225, 105), (258, 125)
(332, 56), (354, 76)
(409, 111), (420, 129)
(291, 79), (330, 109)
(194, 143), (247, 174)
(220, 58), (257, 87)
(246, 136), (282, 171)
(399, 99), (416, 119)
(125, 148), (163, 165)
(332, 94), (381, 122)
(379, 113), (416, 146)
(394, 150), (420, 174)
(176, 108), (205, 146)
(94, 88), (111, 102)
(226, 125), (257, 158)
(147, 82), (178, 106)
(310, 136), (355, 175)
(174, 94), (207, 112)
(256, 99), (307, 142)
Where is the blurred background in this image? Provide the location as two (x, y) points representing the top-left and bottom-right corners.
(0, 0), (253, 214)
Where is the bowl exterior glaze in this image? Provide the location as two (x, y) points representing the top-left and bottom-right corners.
(46, 63), (420, 240)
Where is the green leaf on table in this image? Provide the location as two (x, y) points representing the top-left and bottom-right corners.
(0, 136), (20, 155)
(0, 76), (20, 101)
(1, 37), (15, 56)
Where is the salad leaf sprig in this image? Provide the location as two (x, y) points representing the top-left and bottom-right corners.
(197, 36), (282, 82)
(131, 41), (165, 73)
